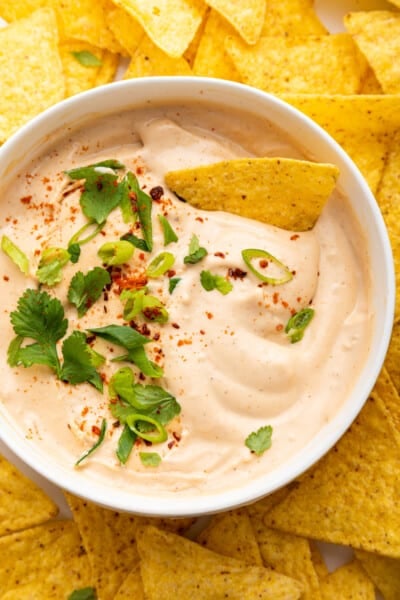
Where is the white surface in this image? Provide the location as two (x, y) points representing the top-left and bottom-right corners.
(0, 0), (394, 593)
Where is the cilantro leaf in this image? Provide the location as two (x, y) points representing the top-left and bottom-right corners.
(119, 171), (138, 224)
(72, 50), (102, 67)
(65, 161), (126, 224)
(116, 424), (136, 464)
(184, 234), (207, 264)
(139, 452), (161, 467)
(68, 267), (111, 318)
(158, 214), (178, 246)
(61, 331), (103, 392)
(68, 588), (97, 600)
(36, 247), (70, 286)
(112, 346), (163, 378)
(120, 232), (148, 252)
(88, 324), (150, 349)
(245, 425), (273, 456)
(68, 243), (81, 264)
(169, 277), (181, 294)
(200, 270), (233, 295)
(129, 174), (153, 251)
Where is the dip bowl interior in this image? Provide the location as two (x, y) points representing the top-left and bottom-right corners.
(0, 77), (394, 517)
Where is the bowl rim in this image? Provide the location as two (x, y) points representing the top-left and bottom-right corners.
(0, 76), (395, 516)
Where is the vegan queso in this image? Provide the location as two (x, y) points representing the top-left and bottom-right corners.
(0, 103), (372, 495)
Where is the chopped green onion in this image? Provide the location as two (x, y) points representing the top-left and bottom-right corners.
(139, 452), (162, 467)
(146, 251), (175, 278)
(68, 220), (105, 247)
(241, 248), (293, 285)
(200, 270), (233, 295)
(36, 247), (70, 286)
(71, 51), (102, 67)
(126, 414), (167, 444)
(184, 234), (207, 264)
(169, 277), (181, 294)
(1, 235), (29, 275)
(285, 307), (315, 343)
(98, 240), (134, 266)
(75, 419), (107, 466)
(158, 214), (178, 245)
(116, 424), (136, 464)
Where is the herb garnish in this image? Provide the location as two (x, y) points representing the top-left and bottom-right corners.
(169, 277), (181, 294)
(1, 235), (29, 275)
(121, 289), (169, 323)
(285, 307), (315, 343)
(139, 452), (162, 467)
(71, 50), (102, 67)
(75, 419), (107, 466)
(158, 214), (178, 245)
(200, 270), (233, 295)
(245, 425), (273, 455)
(98, 240), (134, 266)
(68, 267), (111, 318)
(129, 173), (153, 251)
(241, 248), (293, 285)
(146, 251), (175, 278)
(184, 234), (208, 264)
(36, 247), (71, 286)
(68, 588), (97, 600)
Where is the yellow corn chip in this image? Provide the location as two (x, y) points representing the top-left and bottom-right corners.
(355, 549), (400, 600)
(388, 0), (400, 6)
(246, 484), (297, 520)
(344, 11), (400, 94)
(282, 94), (400, 195)
(183, 7), (209, 66)
(205, 0), (265, 45)
(385, 321), (400, 397)
(319, 560), (375, 599)
(108, 6), (145, 57)
(124, 34), (192, 78)
(373, 368), (400, 435)
(197, 508), (263, 565)
(0, 454), (58, 536)
(165, 157), (339, 231)
(192, 9), (241, 81)
(0, 520), (93, 595)
(0, 8), (65, 143)
(251, 515), (322, 600)
(60, 41), (113, 97)
(264, 395), (400, 557)
(261, 0), (327, 36)
(360, 67), (384, 94)
(137, 525), (304, 599)
(110, 0), (206, 58)
(114, 564), (145, 600)
(226, 33), (368, 95)
(309, 542), (329, 581)
(94, 51), (119, 86)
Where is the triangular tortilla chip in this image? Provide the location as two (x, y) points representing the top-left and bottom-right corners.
(226, 33), (368, 94)
(319, 560), (375, 599)
(264, 396), (400, 557)
(261, 0), (327, 36)
(114, 564), (145, 600)
(0, 7), (65, 143)
(246, 484), (297, 520)
(0, 454), (58, 536)
(197, 508), (263, 565)
(282, 94), (400, 194)
(165, 157), (339, 231)
(108, 6), (145, 56)
(373, 367), (400, 435)
(110, 0), (206, 57)
(137, 525), (304, 599)
(251, 515), (322, 600)
(355, 549), (400, 600)
(192, 9), (242, 81)
(205, 0), (266, 45)
(60, 40), (117, 97)
(360, 67), (383, 94)
(344, 11), (400, 94)
(124, 34), (192, 78)
(384, 321), (400, 400)
(0, 520), (93, 595)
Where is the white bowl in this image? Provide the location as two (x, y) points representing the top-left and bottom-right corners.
(0, 77), (395, 516)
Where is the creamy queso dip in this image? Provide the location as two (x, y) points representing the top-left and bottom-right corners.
(0, 104), (372, 496)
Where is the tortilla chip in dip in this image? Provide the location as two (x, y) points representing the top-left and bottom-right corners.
(165, 157), (339, 231)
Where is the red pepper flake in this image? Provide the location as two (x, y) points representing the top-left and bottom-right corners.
(153, 331), (160, 341)
(42, 176), (50, 184)
(290, 234), (300, 241)
(136, 166), (144, 175)
(81, 407), (89, 416)
(281, 300), (289, 309)
(168, 440), (175, 449)
(259, 259), (268, 268)
(273, 292), (279, 304)
(276, 324), (284, 332)
(199, 329), (205, 335)
(205, 311), (213, 319)
(149, 186), (164, 201)
(214, 251), (225, 258)
(195, 216), (204, 223)
(171, 322), (180, 329)
(297, 296), (302, 303)
(167, 269), (176, 278)
(20, 195), (32, 204)
(3, 275), (9, 282)
(172, 431), (181, 442)
(228, 267), (247, 280)
(143, 306), (162, 320)
(92, 425), (101, 436)
(177, 339), (192, 347)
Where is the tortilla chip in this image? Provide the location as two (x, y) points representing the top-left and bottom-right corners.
(251, 516), (322, 600)
(0, 454), (58, 536)
(110, 0), (206, 58)
(192, 9), (242, 81)
(355, 550), (400, 600)
(137, 525), (304, 599)
(205, 0), (265, 45)
(114, 564), (145, 600)
(197, 508), (263, 565)
(246, 484), (297, 520)
(0, 520), (93, 595)
(388, 0), (400, 6)
(124, 34), (192, 78)
(0, 8), (65, 143)
(344, 11), (400, 94)
(226, 33), (368, 94)
(165, 157), (339, 231)
(282, 94), (400, 195)
(108, 6), (145, 57)
(373, 368), (400, 435)
(384, 321), (400, 398)
(319, 560), (375, 599)
(264, 395), (400, 556)
(261, 0), (327, 36)
(183, 7), (209, 66)
(375, 131), (400, 319)
(360, 67), (384, 94)
(60, 40), (117, 97)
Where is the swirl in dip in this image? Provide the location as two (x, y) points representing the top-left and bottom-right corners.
(0, 103), (372, 496)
